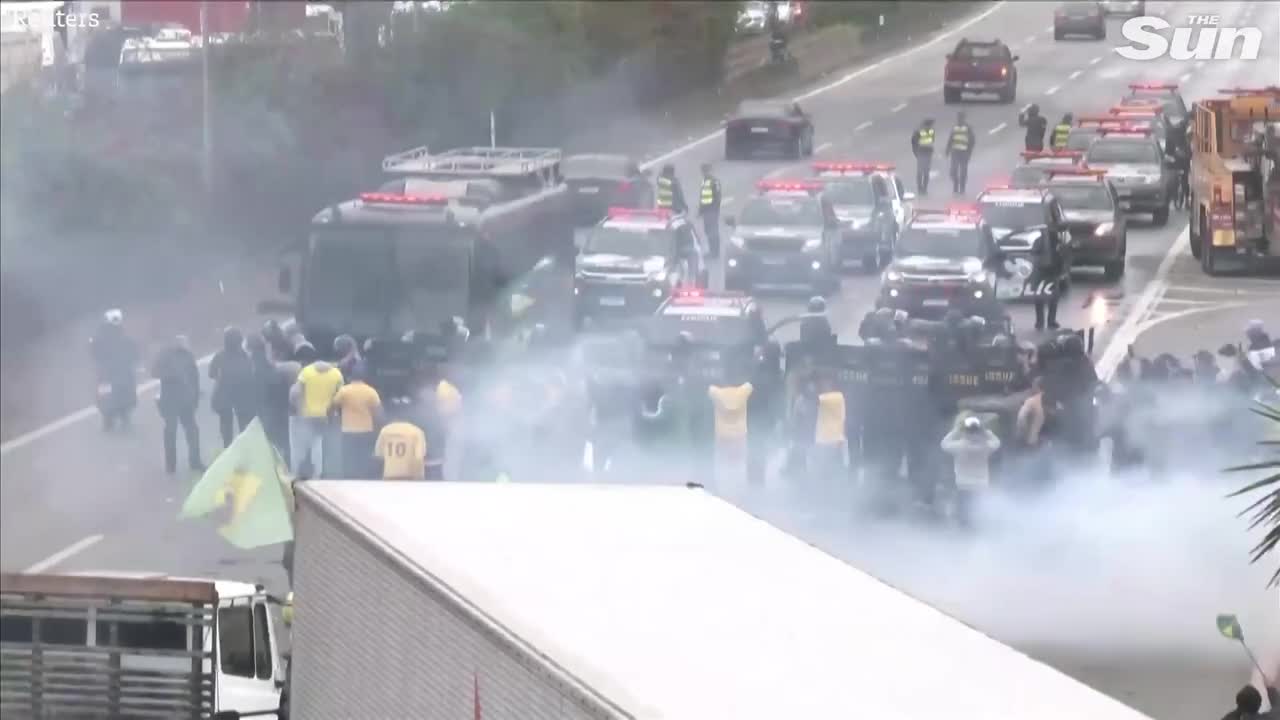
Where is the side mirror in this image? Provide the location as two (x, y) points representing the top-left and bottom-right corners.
(1012, 55), (1020, 62)
(902, 191), (916, 202)
(724, 216), (736, 227)
(277, 266), (292, 294)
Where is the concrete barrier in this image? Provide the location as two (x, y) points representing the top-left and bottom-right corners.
(0, 32), (42, 94)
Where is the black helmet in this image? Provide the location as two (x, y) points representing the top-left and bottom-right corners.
(807, 296), (826, 313)
(1060, 333), (1084, 355)
(1028, 103), (1040, 115)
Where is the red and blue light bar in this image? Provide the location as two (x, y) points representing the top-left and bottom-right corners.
(757, 179), (825, 193)
(1046, 168), (1108, 180)
(1109, 105), (1162, 117)
(359, 192), (449, 206)
(1020, 150), (1083, 160)
(812, 161), (895, 174)
(607, 207), (671, 220)
(1129, 83), (1178, 91)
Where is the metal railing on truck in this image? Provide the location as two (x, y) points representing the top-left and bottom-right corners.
(0, 573), (218, 719)
(383, 145), (563, 179)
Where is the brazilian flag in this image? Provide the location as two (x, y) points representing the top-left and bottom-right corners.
(180, 418), (294, 549)
(1217, 613), (1244, 641)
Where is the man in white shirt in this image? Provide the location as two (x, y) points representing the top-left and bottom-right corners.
(942, 415), (1001, 525)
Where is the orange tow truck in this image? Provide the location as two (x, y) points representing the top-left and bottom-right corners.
(1188, 86), (1280, 275)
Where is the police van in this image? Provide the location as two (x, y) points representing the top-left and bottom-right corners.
(574, 207), (709, 328)
(975, 186), (1072, 301)
(810, 161), (912, 272)
(724, 180), (841, 294)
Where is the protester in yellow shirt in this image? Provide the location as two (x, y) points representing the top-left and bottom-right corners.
(708, 380), (753, 487)
(332, 370), (383, 478)
(289, 360), (343, 478)
(375, 420), (428, 480)
(812, 374), (847, 478)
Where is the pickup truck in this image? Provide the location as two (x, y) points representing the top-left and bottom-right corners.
(0, 571), (286, 719)
(943, 38), (1019, 104)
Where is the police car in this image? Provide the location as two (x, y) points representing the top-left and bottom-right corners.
(1107, 105), (1168, 150)
(1081, 125), (1173, 225)
(574, 207), (709, 327)
(975, 186), (1073, 300)
(645, 288), (769, 383)
(1044, 167), (1127, 279)
(810, 161), (913, 272)
(1124, 82), (1189, 128)
(724, 180), (840, 294)
(878, 206), (1003, 321)
(1009, 150), (1085, 188)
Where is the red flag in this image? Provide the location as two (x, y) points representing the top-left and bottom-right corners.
(473, 672), (482, 720)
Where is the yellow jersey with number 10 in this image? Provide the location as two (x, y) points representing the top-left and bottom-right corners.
(375, 421), (427, 480)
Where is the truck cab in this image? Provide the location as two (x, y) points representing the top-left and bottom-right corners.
(0, 572), (285, 719)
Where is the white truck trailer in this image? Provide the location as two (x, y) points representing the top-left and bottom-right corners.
(290, 481), (1156, 719)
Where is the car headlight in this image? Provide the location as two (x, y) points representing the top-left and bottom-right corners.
(1094, 222), (1114, 236)
(650, 269), (668, 284)
(846, 217), (870, 230)
(1142, 174), (1159, 184)
(969, 270), (991, 285)
(803, 237), (822, 251)
(730, 235), (745, 249)
(883, 269), (903, 283)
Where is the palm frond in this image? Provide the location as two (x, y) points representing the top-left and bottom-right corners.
(1227, 395), (1280, 587)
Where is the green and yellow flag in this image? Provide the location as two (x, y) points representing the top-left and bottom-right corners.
(1217, 613), (1244, 641)
(180, 418), (293, 549)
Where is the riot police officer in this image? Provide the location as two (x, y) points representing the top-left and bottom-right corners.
(799, 296), (834, 347)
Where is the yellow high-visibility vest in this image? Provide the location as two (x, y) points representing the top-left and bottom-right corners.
(700, 179), (716, 207)
(950, 126), (971, 152)
(917, 128), (935, 148)
(1052, 123), (1072, 149)
(656, 176), (674, 208)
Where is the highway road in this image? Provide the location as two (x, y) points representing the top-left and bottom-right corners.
(2, 2), (1278, 718)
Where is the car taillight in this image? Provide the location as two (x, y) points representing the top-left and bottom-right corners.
(1000, 66), (1008, 77)
(618, 181), (632, 192)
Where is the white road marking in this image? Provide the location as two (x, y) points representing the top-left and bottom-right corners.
(855, 120), (873, 131)
(1179, 72), (1192, 83)
(1043, 27), (1054, 35)
(1089, 56), (1103, 65)
(929, 170), (940, 178)
(1069, 70), (1083, 80)
(1046, 84), (1061, 95)
(1024, 34), (1037, 43)
(1096, 226), (1189, 381)
(25, 534), (104, 573)
(765, 165), (794, 179)
(1194, 61), (1206, 70)
(1021, 103), (1033, 113)
(1, 2), (1015, 456)
(815, 141), (833, 152)
(722, 196), (735, 207)
(988, 122), (1008, 135)
(891, 102), (908, 113)
(1, 352), (216, 456)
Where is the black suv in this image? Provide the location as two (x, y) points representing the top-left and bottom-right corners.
(724, 180), (841, 294)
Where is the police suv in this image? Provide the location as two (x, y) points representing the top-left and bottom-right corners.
(1124, 82), (1189, 127)
(1044, 167), (1127, 279)
(1081, 125), (1173, 225)
(878, 206), (1003, 321)
(1009, 150), (1084, 188)
(645, 288), (769, 384)
(811, 161), (912, 272)
(574, 207), (709, 327)
(724, 180), (841, 294)
(976, 186), (1073, 301)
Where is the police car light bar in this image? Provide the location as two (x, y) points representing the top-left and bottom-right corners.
(757, 180), (824, 192)
(607, 207), (671, 220)
(672, 287), (705, 301)
(1217, 86), (1280, 97)
(359, 192), (449, 205)
(1047, 168), (1108, 179)
(1129, 83), (1178, 91)
(944, 202), (983, 217)
(811, 161), (895, 173)
(1020, 150), (1082, 160)
(1098, 127), (1153, 136)
(1109, 106), (1161, 116)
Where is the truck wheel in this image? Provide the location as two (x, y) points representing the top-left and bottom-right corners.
(724, 141), (738, 161)
(790, 134), (804, 160)
(1000, 83), (1016, 104)
(1200, 217), (1219, 275)
(1054, 28), (1064, 41)
(1188, 197), (1202, 259)
(944, 88), (960, 104)
(1152, 202), (1169, 227)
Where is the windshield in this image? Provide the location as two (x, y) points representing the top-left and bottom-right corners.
(1086, 140), (1161, 164)
(304, 226), (471, 337)
(739, 195), (823, 226)
(954, 43), (1001, 60)
(563, 155), (628, 179)
(822, 179), (875, 206)
(1128, 93), (1185, 119)
(980, 200), (1046, 228)
(1062, 2), (1097, 15)
(897, 226), (985, 259)
(583, 226), (674, 257)
(1051, 184), (1113, 210)
(738, 100), (787, 117)
(647, 312), (756, 347)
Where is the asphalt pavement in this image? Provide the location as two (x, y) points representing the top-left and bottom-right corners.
(3, 2), (1279, 718)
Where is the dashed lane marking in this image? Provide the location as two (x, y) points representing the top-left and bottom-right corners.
(1178, 72), (1192, 83)
(1046, 84), (1061, 95)
(855, 120), (873, 131)
(988, 122), (1008, 135)
(891, 102), (908, 113)
(1089, 56), (1103, 65)
(1069, 70), (1082, 80)
(816, 141), (833, 152)
(1024, 34), (1037, 43)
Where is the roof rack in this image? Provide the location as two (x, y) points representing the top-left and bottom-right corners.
(812, 161), (895, 174)
(1046, 168), (1108, 180)
(757, 179), (824, 193)
(383, 146), (563, 177)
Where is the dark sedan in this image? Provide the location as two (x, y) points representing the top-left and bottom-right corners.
(563, 154), (654, 227)
(724, 99), (815, 160)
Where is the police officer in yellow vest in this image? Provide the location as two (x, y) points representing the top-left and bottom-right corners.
(910, 118), (936, 195)
(655, 163), (688, 215)
(945, 111), (976, 196)
(1051, 113), (1073, 150)
(698, 163), (723, 257)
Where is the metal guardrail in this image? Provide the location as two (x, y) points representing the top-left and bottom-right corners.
(0, 32), (42, 94)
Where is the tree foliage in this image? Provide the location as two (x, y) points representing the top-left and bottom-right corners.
(1227, 386), (1280, 586)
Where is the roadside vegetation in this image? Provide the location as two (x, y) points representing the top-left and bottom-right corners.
(1227, 387), (1280, 586)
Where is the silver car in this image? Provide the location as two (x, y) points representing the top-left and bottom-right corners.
(1083, 133), (1172, 225)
